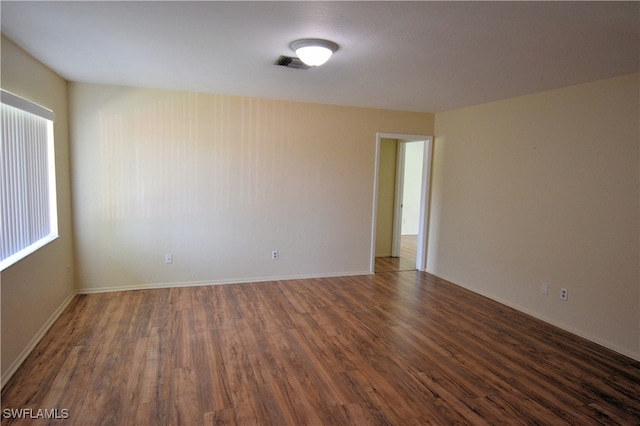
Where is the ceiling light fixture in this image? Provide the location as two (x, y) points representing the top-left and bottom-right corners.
(290, 39), (339, 67)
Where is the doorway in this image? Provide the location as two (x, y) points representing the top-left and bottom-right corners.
(371, 133), (433, 273)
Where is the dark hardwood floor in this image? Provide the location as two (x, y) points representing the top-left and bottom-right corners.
(2, 271), (640, 425)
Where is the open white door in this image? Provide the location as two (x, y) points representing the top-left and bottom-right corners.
(391, 142), (406, 258)
(415, 136), (433, 271)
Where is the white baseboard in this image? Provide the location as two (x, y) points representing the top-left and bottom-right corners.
(1, 290), (78, 388)
(77, 270), (372, 294)
(429, 271), (640, 362)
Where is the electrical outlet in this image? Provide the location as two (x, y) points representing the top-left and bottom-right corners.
(541, 282), (549, 296)
(165, 253), (173, 264)
(271, 250), (279, 260)
(560, 287), (568, 301)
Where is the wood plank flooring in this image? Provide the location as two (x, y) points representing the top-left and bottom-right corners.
(375, 234), (418, 272)
(2, 271), (640, 425)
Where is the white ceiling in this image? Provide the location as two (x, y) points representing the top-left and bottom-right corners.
(1, 1), (638, 112)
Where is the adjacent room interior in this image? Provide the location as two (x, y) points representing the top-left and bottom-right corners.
(375, 137), (427, 273)
(1, 1), (639, 424)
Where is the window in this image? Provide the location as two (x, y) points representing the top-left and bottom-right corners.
(1, 90), (57, 271)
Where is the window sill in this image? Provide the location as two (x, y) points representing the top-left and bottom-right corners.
(0, 234), (59, 272)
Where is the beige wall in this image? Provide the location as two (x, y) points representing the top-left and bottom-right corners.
(1, 36), (76, 382)
(375, 138), (398, 257)
(69, 83), (434, 290)
(429, 74), (640, 359)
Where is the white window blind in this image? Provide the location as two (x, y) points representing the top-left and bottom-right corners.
(1, 90), (58, 271)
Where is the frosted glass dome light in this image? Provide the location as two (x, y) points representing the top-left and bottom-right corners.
(290, 39), (339, 67)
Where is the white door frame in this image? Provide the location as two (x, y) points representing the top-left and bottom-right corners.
(370, 133), (433, 273)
